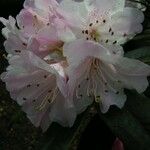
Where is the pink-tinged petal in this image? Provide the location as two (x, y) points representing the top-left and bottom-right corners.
(4, 33), (27, 54)
(63, 39), (120, 68)
(1, 51), (76, 131)
(19, 51), (56, 74)
(60, 0), (86, 15)
(54, 18), (76, 42)
(60, 0), (88, 24)
(17, 9), (47, 37)
(49, 90), (76, 127)
(24, 0), (59, 20)
(27, 38), (49, 58)
(67, 58), (94, 114)
(112, 138), (124, 150)
(34, 26), (60, 51)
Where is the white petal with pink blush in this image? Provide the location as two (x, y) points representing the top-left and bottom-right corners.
(1, 51), (76, 131)
(60, 0), (144, 45)
(64, 40), (150, 113)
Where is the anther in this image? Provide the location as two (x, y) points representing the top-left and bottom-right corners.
(36, 84), (40, 87)
(85, 30), (89, 34)
(105, 39), (109, 43)
(22, 43), (27, 46)
(123, 33), (127, 37)
(113, 41), (117, 44)
(103, 19), (106, 23)
(23, 97), (27, 101)
(27, 84), (31, 88)
(116, 91), (119, 94)
(15, 50), (21, 53)
(44, 75), (48, 78)
(89, 23), (93, 27)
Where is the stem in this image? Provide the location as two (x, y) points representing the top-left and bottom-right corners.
(68, 106), (97, 150)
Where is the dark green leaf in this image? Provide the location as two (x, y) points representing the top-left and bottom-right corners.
(125, 46), (150, 64)
(125, 90), (150, 134)
(98, 106), (150, 150)
(41, 106), (96, 150)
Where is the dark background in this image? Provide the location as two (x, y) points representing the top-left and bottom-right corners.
(0, 0), (115, 150)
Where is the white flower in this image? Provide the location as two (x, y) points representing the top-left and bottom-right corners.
(60, 0), (144, 44)
(1, 51), (76, 131)
(61, 0), (150, 113)
(64, 39), (150, 113)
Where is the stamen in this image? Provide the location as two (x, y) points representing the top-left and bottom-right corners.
(105, 39), (109, 43)
(35, 87), (59, 111)
(85, 30), (89, 34)
(113, 41), (117, 44)
(89, 23), (93, 27)
(111, 32), (114, 36)
(103, 19), (106, 23)
(109, 28), (112, 32)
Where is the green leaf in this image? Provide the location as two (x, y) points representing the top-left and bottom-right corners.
(98, 107), (150, 150)
(125, 46), (150, 64)
(41, 106), (97, 150)
(125, 90), (150, 134)
(98, 90), (150, 150)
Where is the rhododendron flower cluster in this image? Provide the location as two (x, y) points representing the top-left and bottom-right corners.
(1, 0), (150, 131)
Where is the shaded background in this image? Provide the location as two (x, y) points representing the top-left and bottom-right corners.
(0, 0), (115, 150)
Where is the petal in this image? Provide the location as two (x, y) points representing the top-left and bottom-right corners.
(114, 57), (150, 93)
(84, 0), (125, 14)
(115, 57), (150, 76)
(19, 51), (56, 74)
(49, 93), (76, 127)
(54, 18), (76, 42)
(17, 9), (46, 37)
(67, 58), (94, 114)
(4, 33), (27, 54)
(63, 39), (121, 68)
(27, 38), (49, 58)
(24, 0), (58, 10)
(59, 0), (88, 27)
(1, 50), (73, 130)
(0, 16), (17, 38)
(100, 88), (127, 113)
(111, 7), (144, 24)
(101, 7), (144, 45)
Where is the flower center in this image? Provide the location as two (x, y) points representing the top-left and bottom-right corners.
(82, 20), (101, 42)
(44, 41), (66, 64)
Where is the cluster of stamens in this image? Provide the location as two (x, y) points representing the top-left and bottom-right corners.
(75, 58), (121, 103)
(82, 20), (101, 42)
